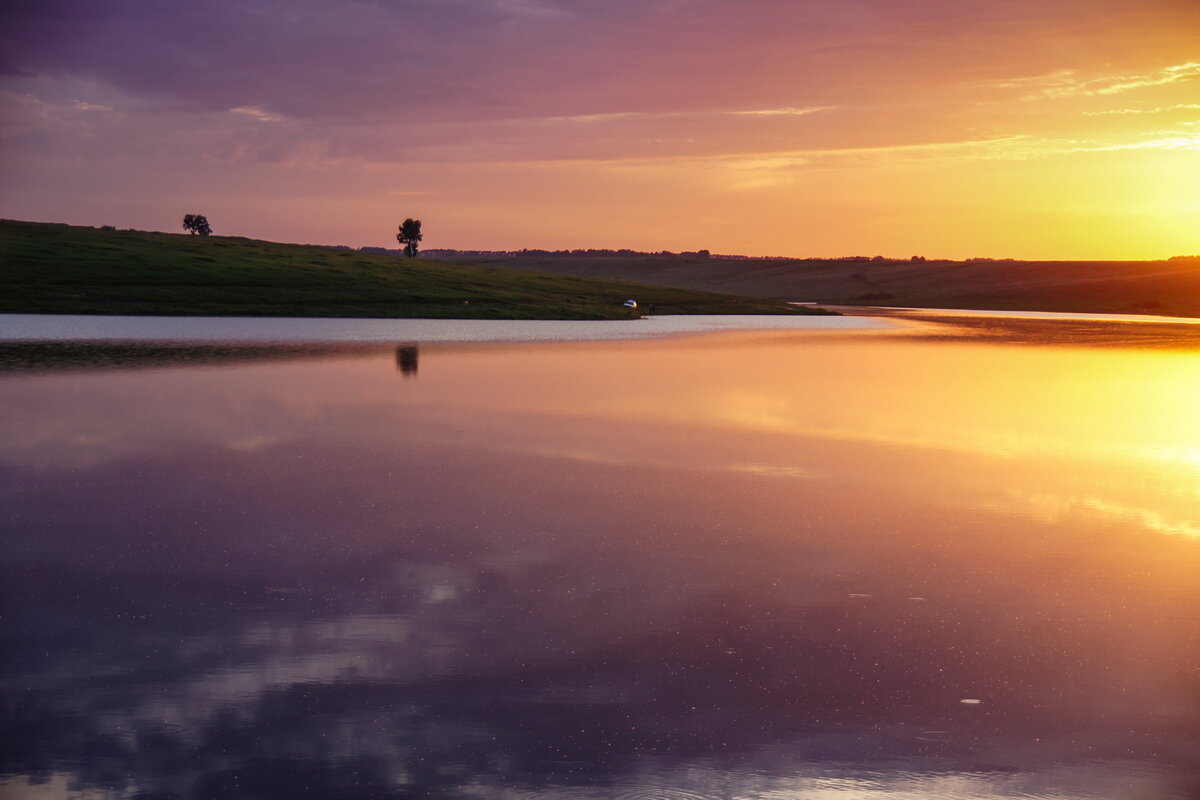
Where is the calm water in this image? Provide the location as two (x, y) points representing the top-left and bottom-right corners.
(1, 314), (1198, 799)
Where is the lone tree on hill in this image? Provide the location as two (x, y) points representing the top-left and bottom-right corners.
(182, 214), (212, 236)
(397, 218), (422, 257)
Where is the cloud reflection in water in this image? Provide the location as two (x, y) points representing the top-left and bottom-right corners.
(1, 321), (1198, 799)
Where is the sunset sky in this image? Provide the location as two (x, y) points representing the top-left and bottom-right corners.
(1, 0), (1198, 259)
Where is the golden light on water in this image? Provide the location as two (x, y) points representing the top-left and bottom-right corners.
(7, 326), (1198, 546)
(616, 338), (1200, 475)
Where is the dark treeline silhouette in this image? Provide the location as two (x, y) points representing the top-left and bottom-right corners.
(402, 248), (957, 264)
(421, 247), (712, 259)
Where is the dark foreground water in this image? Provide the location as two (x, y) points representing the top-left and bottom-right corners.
(1, 315), (1198, 799)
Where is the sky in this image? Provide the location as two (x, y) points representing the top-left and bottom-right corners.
(1, 0), (1198, 259)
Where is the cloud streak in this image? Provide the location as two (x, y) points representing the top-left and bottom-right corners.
(1083, 103), (1200, 116)
(998, 61), (1200, 101)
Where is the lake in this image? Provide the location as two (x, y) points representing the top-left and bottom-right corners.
(1, 312), (1197, 800)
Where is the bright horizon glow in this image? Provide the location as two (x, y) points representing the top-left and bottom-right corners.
(1, 0), (1198, 259)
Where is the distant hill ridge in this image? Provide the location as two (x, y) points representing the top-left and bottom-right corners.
(430, 249), (1200, 318)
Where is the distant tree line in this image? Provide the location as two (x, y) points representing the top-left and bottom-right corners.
(409, 247), (714, 260)
(394, 248), (957, 264)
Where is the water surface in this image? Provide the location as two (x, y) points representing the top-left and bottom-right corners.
(0, 313), (883, 343)
(1, 314), (1197, 799)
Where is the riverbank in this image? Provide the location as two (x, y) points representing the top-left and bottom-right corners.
(0, 219), (829, 320)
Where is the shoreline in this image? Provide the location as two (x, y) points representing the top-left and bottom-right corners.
(835, 305), (1200, 325)
(0, 312), (889, 344)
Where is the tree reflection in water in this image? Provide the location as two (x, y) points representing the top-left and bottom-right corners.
(396, 345), (419, 377)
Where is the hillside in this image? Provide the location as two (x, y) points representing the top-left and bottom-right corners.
(0, 220), (827, 320)
(440, 252), (1200, 318)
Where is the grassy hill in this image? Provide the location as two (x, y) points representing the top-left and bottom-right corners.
(449, 252), (1200, 318)
(0, 220), (826, 320)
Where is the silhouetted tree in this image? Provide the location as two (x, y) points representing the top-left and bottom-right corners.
(397, 218), (423, 257)
(182, 214), (212, 236)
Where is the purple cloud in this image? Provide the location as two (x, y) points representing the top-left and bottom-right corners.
(7, 0), (1181, 126)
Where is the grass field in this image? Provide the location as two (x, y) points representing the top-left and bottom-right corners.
(452, 252), (1200, 318)
(0, 220), (827, 320)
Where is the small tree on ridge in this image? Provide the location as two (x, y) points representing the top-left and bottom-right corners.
(183, 214), (212, 236)
(397, 218), (422, 257)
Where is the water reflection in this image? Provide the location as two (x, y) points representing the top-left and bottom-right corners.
(857, 307), (1200, 349)
(396, 344), (419, 377)
(0, 340), (380, 374)
(0, 318), (1197, 799)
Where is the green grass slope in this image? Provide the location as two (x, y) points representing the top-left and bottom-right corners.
(459, 252), (1200, 318)
(0, 220), (827, 319)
